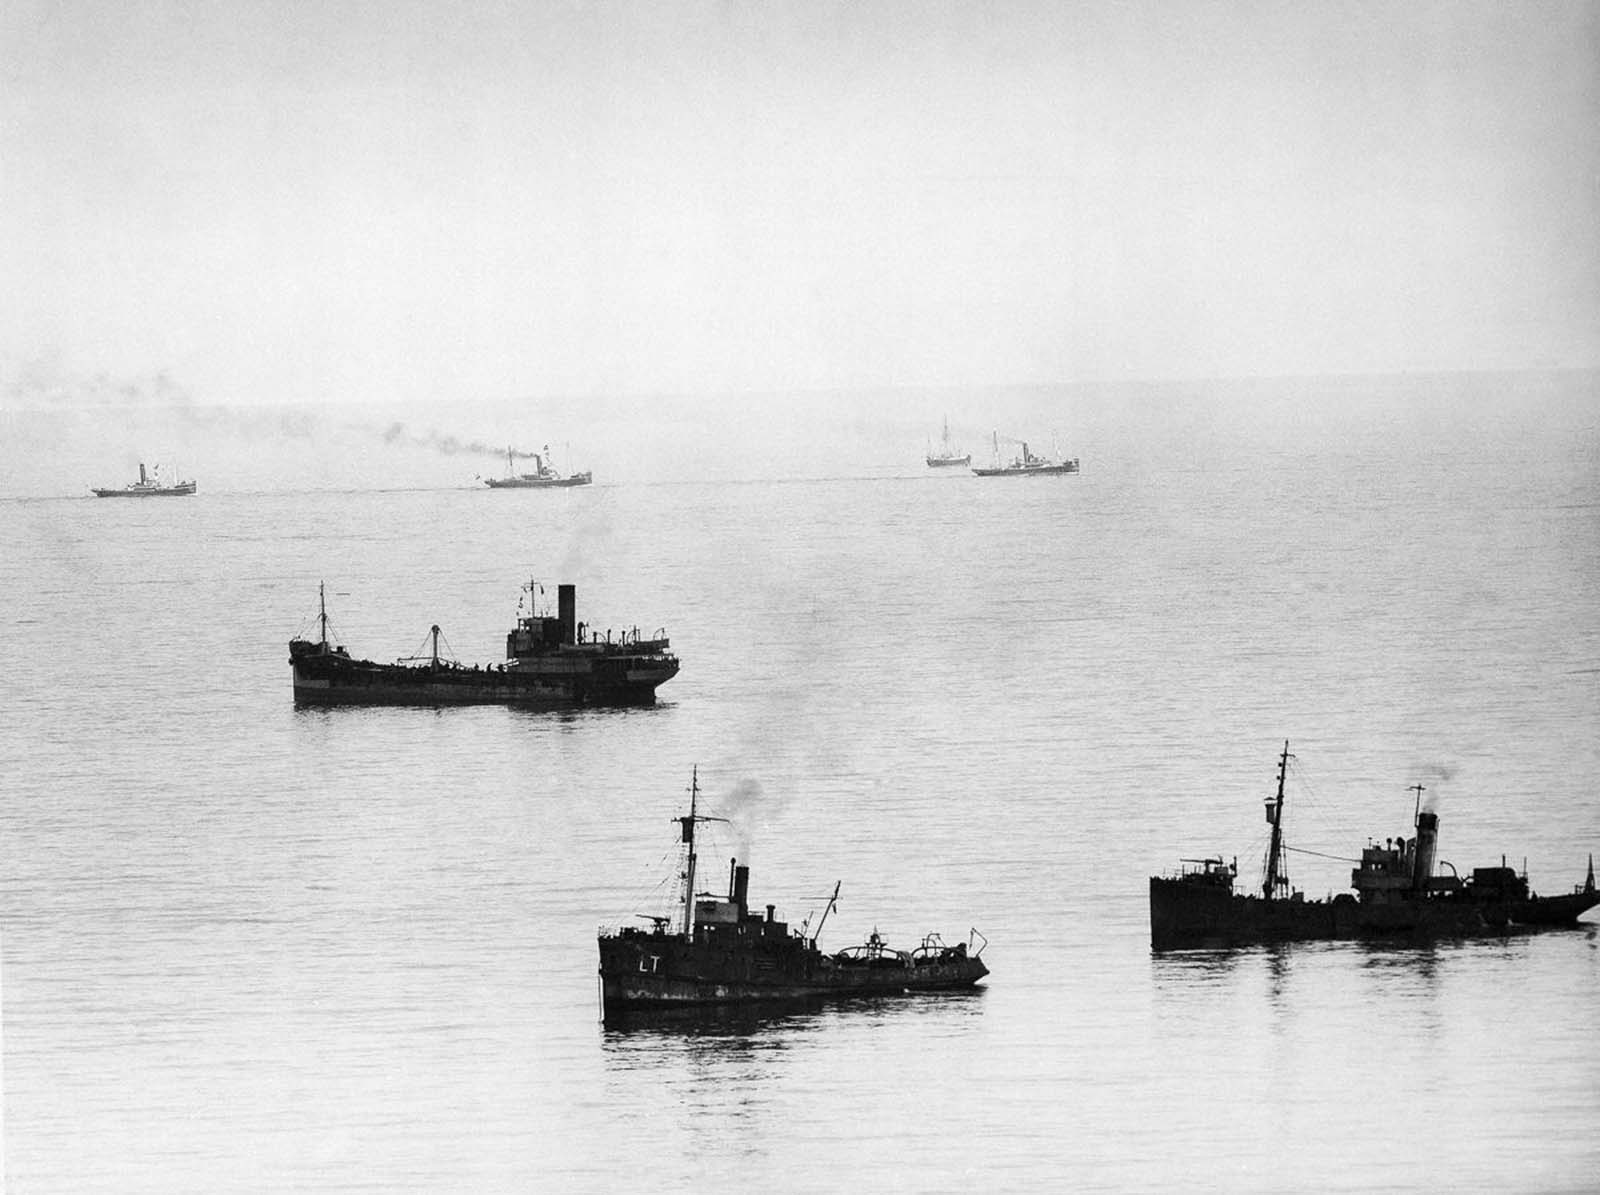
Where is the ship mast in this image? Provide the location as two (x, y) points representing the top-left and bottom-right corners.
(318, 582), (330, 650)
(1263, 740), (1292, 900)
(810, 880), (841, 948)
(676, 766), (728, 940)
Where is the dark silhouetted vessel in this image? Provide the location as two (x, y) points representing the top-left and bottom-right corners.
(597, 769), (989, 1018)
(289, 580), (677, 707)
(1149, 742), (1599, 950)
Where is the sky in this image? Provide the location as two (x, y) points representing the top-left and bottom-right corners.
(3, 0), (1598, 412)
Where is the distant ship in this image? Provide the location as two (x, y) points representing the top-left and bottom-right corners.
(597, 768), (989, 1018)
(972, 432), (1079, 476)
(925, 416), (971, 468)
(91, 462), (196, 497)
(1149, 742), (1600, 950)
(483, 446), (592, 488)
(289, 580), (677, 706)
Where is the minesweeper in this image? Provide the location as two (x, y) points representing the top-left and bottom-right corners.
(1149, 742), (1599, 949)
(597, 769), (989, 1019)
(289, 580), (677, 707)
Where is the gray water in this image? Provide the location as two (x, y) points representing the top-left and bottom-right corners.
(3, 374), (1598, 1191)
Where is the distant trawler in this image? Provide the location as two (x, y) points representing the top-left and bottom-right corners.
(972, 432), (1079, 477)
(91, 462), (196, 497)
(925, 417), (971, 468)
(484, 446), (592, 489)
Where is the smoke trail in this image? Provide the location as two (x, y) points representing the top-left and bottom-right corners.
(374, 422), (545, 460)
(1413, 762), (1459, 812)
(718, 777), (789, 865)
(4, 359), (194, 409)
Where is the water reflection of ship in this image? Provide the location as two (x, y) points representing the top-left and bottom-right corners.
(1149, 742), (1600, 950)
(597, 768), (989, 1019)
(483, 445), (592, 488)
(288, 579), (677, 707)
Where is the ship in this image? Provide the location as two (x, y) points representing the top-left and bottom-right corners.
(597, 769), (989, 1018)
(1149, 742), (1600, 950)
(483, 446), (592, 488)
(288, 579), (678, 707)
(972, 432), (1079, 476)
(91, 462), (196, 497)
(925, 416), (971, 468)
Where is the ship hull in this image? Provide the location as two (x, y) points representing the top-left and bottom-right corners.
(598, 933), (987, 1018)
(1509, 891), (1600, 926)
(972, 463), (1078, 477)
(1148, 877), (1517, 950)
(484, 477), (591, 488)
(926, 456), (971, 468)
(92, 483), (196, 497)
(290, 654), (674, 707)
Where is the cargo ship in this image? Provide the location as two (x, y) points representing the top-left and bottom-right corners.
(925, 416), (971, 468)
(1149, 742), (1600, 950)
(289, 580), (677, 707)
(972, 432), (1078, 476)
(597, 769), (989, 1018)
(483, 446), (591, 488)
(91, 462), (196, 497)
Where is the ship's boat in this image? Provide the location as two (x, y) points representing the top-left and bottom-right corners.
(288, 580), (677, 707)
(925, 416), (971, 468)
(91, 462), (196, 497)
(971, 431), (1078, 476)
(483, 446), (592, 488)
(597, 769), (989, 1019)
(1149, 742), (1600, 950)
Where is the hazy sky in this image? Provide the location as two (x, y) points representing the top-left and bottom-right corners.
(4, 0), (1597, 409)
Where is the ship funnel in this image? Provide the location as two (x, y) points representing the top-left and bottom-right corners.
(733, 864), (750, 916)
(139, 463), (147, 484)
(1412, 810), (1439, 890)
(558, 584), (576, 645)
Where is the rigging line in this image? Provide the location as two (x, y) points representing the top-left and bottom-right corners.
(1284, 845), (1361, 863)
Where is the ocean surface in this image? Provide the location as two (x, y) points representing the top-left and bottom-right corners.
(3, 374), (1598, 1192)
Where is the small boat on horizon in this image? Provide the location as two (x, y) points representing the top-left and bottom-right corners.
(1149, 742), (1600, 950)
(925, 416), (971, 468)
(597, 768), (989, 1019)
(483, 445), (592, 489)
(91, 462), (196, 497)
(972, 431), (1078, 477)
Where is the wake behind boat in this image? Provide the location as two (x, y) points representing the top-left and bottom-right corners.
(91, 462), (196, 497)
(1149, 742), (1600, 950)
(289, 579), (677, 707)
(597, 769), (989, 1018)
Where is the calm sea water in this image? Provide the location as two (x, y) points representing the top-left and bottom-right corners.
(3, 375), (1598, 1192)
